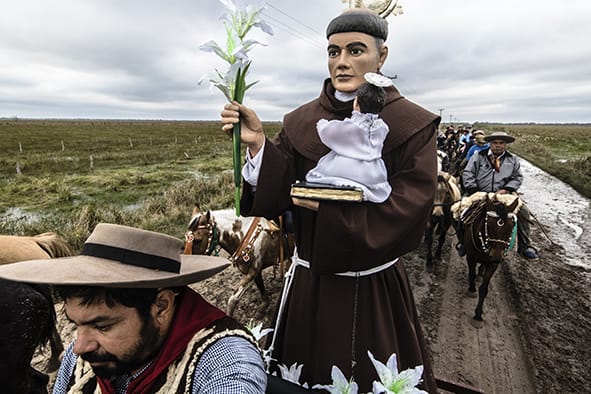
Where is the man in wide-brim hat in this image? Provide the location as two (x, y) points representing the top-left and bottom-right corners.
(459, 130), (539, 260)
(484, 131), (516, 143)
(0, 223), (267, 393)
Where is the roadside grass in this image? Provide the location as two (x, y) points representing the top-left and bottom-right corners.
(0, 119), (282, 250)
(2, 120), (588, 250)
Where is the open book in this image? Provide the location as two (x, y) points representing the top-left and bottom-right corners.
(290, 181), (364, 202)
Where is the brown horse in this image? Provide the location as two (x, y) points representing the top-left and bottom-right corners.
(0, 232), (73, 392)
(184, 204), (292, 318)
(424, 172), (461, 268)
(453, 193), (520, 327)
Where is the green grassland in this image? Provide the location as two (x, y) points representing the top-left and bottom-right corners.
(1, 120), (589, 250)
(473, 123), (591, 198)
(0, 119), (281, 249)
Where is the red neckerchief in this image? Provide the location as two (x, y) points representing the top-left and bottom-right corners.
(97, 288), (226, 394)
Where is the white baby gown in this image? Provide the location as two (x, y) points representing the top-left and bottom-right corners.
(306, 111), (392, 203)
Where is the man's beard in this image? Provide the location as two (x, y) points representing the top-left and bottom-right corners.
(81, 317), (162, 379)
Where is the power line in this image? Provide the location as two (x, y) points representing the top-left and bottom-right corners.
(262, 11), (324, 50)
(266, 3), (323, 36)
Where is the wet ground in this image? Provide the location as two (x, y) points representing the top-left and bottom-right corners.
(37, 159), (591, 393)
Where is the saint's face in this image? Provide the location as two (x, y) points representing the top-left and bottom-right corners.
(65, 296), (162, 378)
(327, 31), (387, 93)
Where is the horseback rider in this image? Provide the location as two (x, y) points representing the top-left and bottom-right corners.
(455, 131), (539, 259)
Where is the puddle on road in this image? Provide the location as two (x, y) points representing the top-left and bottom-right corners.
(519, 159), (591, 269)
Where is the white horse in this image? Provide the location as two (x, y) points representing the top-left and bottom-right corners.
(184, 205), (292, 318)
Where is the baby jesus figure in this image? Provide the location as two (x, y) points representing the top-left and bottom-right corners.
(306, 72), (394, 202)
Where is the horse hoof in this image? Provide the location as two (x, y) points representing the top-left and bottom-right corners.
(467, 290), (477, 298)
(471, 317), (484, 329)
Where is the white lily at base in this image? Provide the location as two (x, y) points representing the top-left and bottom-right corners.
(274, 362), (309, 388)
(245, 320), (274, 342)
(313, 365), (359, 394)
(367, 351), (427, 394)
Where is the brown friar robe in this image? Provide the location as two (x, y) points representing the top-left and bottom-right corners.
(241, 78), (440, 393)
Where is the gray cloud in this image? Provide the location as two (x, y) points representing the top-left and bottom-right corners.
(1, 0), (589, 122)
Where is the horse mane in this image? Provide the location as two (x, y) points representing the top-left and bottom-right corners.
(32, 232), (74, 258)
(452, 192), (522, 222)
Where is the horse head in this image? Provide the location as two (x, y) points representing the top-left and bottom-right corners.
(433, 172), (461, 217)
(482, 194), (519, 261)
(184, 204), (219, 256)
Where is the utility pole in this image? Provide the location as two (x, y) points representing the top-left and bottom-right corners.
(449, 114), (453, 124)
(438, 108), (444, 118)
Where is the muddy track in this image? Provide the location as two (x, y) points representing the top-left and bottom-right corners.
(37, 220), (591, 394)
(413, 248), (536, 393)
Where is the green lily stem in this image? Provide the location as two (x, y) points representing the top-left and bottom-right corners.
(232, 120), (241, 216)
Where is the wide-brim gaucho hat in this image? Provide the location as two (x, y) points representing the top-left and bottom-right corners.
(0, 223), (229, 288)
(484, 131), (515, 143)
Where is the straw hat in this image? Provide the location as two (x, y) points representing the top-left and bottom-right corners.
(484, 131), (515, 143)
(0, 223), (229, 288)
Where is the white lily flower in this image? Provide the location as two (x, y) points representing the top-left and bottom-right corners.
(200, 0), (272, 102)
(367, 351), (427, 394)
(313, 365), (359, 394)
(199, 40), (232, 63)
(276, 362), (309, 387)
(245, 321), (274, 342)
(201, 0), (273, 215)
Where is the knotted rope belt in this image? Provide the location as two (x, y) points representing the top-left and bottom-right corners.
(266, 248), (398, 373)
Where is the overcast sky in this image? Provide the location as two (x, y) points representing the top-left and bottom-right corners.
(1, 0), (590, 123)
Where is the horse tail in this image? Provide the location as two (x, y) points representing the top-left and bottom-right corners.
(33, 232), (74, 258)
(30, 284), (58, 347)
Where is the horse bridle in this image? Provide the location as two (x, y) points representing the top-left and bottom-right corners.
(473, 209), (517, 256)
(229, 217), (263, 274)
(184, 212), (220, 256)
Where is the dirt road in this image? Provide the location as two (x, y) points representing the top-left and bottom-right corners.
(36, 159), (591, 392)
(406, 245), (536, 393)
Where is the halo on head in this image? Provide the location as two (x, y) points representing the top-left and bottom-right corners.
(343, 0), (404, 19)
(364, 72), (394, 87)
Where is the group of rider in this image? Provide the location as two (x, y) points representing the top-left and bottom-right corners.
(440, 125), (539, 260)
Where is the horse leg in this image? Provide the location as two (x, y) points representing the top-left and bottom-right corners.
(472, 262), (499, 327)
(253, 273), (270, 319)
(424, 224), (434, 268)
(467, 255), (478, 297)
(477, 263), (485, 279)
(227, 271), (257, 317)
(435, 226), (447, 260)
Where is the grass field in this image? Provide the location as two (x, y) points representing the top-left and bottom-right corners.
(472, 123), (591, 198)
(1, 119), (589, 250)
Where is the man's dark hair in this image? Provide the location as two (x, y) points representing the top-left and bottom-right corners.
(54, 285), (184, 320)
(356, 82), (386, 114)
